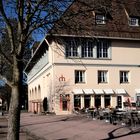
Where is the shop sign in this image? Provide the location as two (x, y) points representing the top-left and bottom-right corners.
(59, 75), (66, 81)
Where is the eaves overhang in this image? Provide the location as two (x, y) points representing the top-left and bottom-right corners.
(46, 33), (140, 41)
(24, 37), (49, 73)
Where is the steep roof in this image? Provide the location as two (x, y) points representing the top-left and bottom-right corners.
(49, 0), (140, 39)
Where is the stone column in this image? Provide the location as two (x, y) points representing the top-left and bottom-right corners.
(90, 95), (95, 107)
(101, 95), (104, 108)
(81, 95), (84, 109)
(111, 95), (117, 108)
(70, 94), (74, 112)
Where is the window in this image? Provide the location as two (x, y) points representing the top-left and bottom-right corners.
(81, 40), (94, 58)
(120, 71), (129, 83)
(65, 38), (111, 59)
(96, 14), (106, 24)
(66, 40), (79, 57)
(98, 70), (108, 83)
(60, 94), (70, 111)
(136, 94), (140, 107)
(97, 40), (110, 58)
(95, 95), (101, 108)
(117, 96), (122, 108)
(74, 95), (81, 108)
(75, 70), (85, 83)
(104, 95), (111, 108)
(84, 95), (91, 108)
(129, 17), (139, 26)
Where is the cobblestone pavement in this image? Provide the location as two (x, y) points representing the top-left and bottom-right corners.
(20, 113), (140, 140)
(0, 113), (140, 140)
(0, 115), (36, 140)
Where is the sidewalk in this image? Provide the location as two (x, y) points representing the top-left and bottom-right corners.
(0, 113), (140, 140)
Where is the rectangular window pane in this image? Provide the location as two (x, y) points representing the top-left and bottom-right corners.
(120, 71), (129, 83)
(81, 40), (94, 58)
(104, 95), (111, 108)
(98, 71), (107, 83)
(96, 14), (106, 24)
(75, 71), (79, 83)
(129, 17), (139, 26)
(66, 40), (78, 57)
(97, 40), (109, 58)
(75, 70), (85, 83)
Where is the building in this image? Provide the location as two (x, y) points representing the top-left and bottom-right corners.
(25, 0), (140, 115)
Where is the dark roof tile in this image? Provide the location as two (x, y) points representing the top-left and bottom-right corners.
(49, 0), (140, 39)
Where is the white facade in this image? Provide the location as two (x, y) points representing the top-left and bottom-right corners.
(26, 37), (140, 114)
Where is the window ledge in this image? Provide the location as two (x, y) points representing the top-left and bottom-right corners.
(98, 82), (108, 84)
(66, 57), (112, 60)
(75, 82), (86, 84)
(120, 82), (129, 84)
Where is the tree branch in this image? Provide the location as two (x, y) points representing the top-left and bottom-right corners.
(0, 0), (16, 54)
(16, 0), (27, 56)
(0, 46), (13, 65)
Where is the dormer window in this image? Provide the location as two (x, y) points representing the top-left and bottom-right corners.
(96, 14), (106, 25)
(129, 17), (139, 26)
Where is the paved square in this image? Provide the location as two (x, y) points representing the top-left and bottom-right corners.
(20, 113), (140, 140)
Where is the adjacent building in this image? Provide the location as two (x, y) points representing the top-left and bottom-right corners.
(25, 0), (140, 115)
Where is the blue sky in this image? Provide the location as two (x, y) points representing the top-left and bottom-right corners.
(0, 80), (5, 87)
(1, 0), (73, 44)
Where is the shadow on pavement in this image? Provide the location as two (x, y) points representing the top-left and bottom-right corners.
(21, 115), (84, 127)
(101, 127), (140, 140)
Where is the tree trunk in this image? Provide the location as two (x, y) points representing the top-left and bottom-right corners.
(7, 85), (20, 140)
(7, 56), (23, 140)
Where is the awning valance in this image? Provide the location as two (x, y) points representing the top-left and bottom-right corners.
(83, 89), (94, 94)
(104, 89), (114, 94)
(135, 89), (140, 93)
(93, 89), (104, 94)
(115, 89), (126, 94)
(73, 89), (83, 95)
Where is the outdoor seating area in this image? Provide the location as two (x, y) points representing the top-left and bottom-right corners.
(75, 107), (140, 128)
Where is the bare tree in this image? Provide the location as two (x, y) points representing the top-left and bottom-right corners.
(0, 0), (72, 139)
(0, 0), (120, 139)
(46, 77), (72, 114)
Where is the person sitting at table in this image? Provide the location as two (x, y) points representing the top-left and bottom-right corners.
(110, 106), (119, 125)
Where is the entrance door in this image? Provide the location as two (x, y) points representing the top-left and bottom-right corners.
(60, 94), (70, 111)
(117, 96), (122, 108)
(95, 95), (101, 108)
(84, 95), (90, 108)
(74, 95), (81, 108)
(62, 100), (67, 111)
(104, 95), (111, 108)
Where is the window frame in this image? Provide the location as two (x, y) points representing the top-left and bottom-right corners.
(136, 94), (140, 107)
(97, 40), (110, 59)
(65, 38), (111, 59)
(65, 40), (79, 58)
(98, 70), (108, 83)
(75, 70), (85, 83)
(81, 40), (95, 58)
(95, 14), (106, 25)
(120, 71), (129, 83)
(129, 17), (139, 27)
